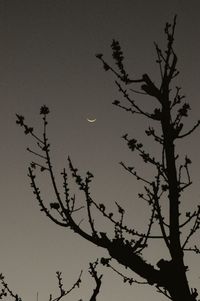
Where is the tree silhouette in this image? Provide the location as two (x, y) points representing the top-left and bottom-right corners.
(16, 16), (200, 300)
(0, 261), (102, 301)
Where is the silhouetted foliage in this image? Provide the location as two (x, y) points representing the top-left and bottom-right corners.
(17, 16), (200, 300)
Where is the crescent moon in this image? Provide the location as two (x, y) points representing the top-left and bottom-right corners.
(87, 118), (96, 123)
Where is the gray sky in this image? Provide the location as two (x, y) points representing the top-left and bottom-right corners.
(1, 1), (200, 300)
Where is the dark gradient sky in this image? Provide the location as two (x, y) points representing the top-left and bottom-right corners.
(1, 1), (200, 300)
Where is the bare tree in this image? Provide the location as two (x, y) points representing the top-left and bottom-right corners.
(16, 16), (200, 300)
(0, 262), (102, 301)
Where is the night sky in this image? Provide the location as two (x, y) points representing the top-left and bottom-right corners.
(1, 1), (200, 300)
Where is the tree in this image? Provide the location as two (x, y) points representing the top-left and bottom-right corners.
(0, 261), (102, 301)
(16, 16), (200, 300)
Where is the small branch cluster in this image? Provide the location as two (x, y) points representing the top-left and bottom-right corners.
(0, 274), (21, 301)
(88, 261), (103, 301)
(0, 271), (82, 301)
(0, 266), (103, 301)
(49, 271), (82, 301)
